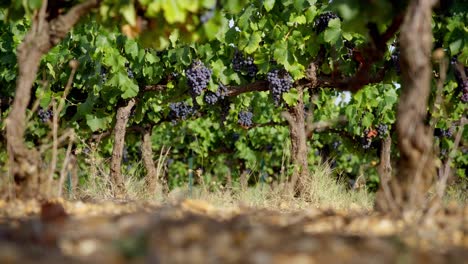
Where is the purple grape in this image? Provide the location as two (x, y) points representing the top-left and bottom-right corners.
(461, 93), (468, 103)
(314, 11), (339, 34)
(238, 111), (253, 128)
(38, 108), (53, 123)
(267, 69), (293, 105)
(204, 84), (228, 105)
(376, 124), (389, 138)
(361, 129), (372, 149)
(168, 102), (196, 123)
(186, 61), (212, 96)
(232, 50), (258, 78)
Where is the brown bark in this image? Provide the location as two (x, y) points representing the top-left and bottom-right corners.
(5, 0), (99, 198)
(387, 0), (436, 212)
(282, 87), (309, 195)
(141, 127), (158, 194)
(110, 99), (136, 197)
(375, 135), (398, 213)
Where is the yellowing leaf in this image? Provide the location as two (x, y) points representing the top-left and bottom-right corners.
(163, 0), (186, 23)
(121, 4), (137, 26)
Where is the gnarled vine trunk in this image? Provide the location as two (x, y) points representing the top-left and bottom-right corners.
(5, 0), (99, 198)
(377, 0), (436, 212)
(375, 135), (397, 213)
(141, 127), (159, 195)
(109, 99), (135, 197)
(283, 86), (309, 195)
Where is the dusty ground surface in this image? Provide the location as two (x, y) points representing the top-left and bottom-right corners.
(0, 199), (466, 263)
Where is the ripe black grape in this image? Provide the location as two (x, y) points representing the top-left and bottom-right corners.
(343, 40), (355, 60)
(100, 68), (108, 83)
(361, 129), (372, 149)
(232, 50), (258, 78)
(332, 141), (341, 150)
(200, 8), (215, 24)
(376, 124), (388, 138)
(434, 128), (453, 138)
(122, 148), (129, 163)
(391, 49), (400, 75)
(442, 129), (453, 138)
(462, 93), (468, 103)
(204, 92), (219, 105)
(168, 102), (196, 123)
(314, 11), (339, 34)
(238, 111), (253, 128)
(186, 61), (212, 96)
(127, 68), (134, 79)
(267, 69), (293, 105)
(204, 84), (228, 105)
(361, 137), (372, 149)
(38, 108), (53, 123)
(460, 80), (468, 103)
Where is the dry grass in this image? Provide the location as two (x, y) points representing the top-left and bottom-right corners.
(162, 162), (375, 211)
(443, 181), (468, 205)
(74, 160), (374, 211)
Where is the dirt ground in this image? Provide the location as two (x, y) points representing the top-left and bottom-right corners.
(0, 199), (466, 263)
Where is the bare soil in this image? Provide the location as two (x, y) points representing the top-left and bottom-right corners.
(0, 199), (466, 263)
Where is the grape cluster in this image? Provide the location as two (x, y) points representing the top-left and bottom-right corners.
(314, 11), (339, 34)
(343, 41), (355, 60)
(391, 49), (401, 74)
(186, 61), (212, 96)
(38, 108), (53, 123)
(127, 68), (134, 79)
(204, 84), (228, 105)
(125, 62), (135, 79)
(232, 50), (258, 78)
(332, 141), (341, 150)
(100, 68), (108, 83)
(200, 8), (215, 24)
(267, 69), (293, 105)
(122, 148), (129, 163)
(376, 124), (388, 138)
(434, 128), (453, 138)
(168, 102), (196, 123)
(460, 80), (468, 103)
(238, 111), (253, 128)
(361, 129), (372, 149)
